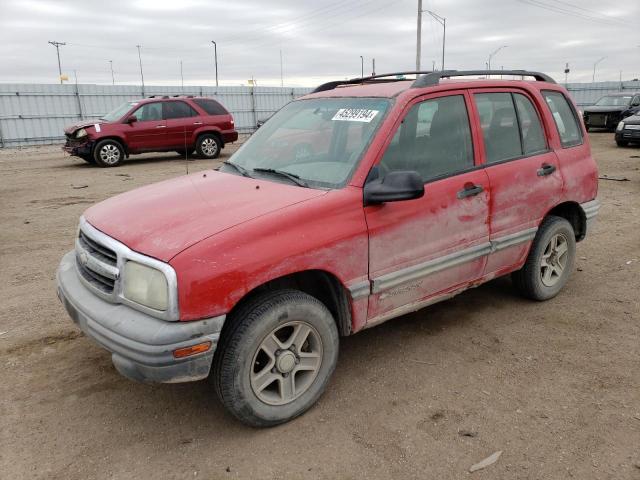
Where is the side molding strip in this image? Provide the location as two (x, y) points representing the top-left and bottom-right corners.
(347, 280), (371, 300)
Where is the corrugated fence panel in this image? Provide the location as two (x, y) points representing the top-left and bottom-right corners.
(4, 80), (639, 147)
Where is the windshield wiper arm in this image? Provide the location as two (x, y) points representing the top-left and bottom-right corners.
(222, 161), (253, 178)
(253, 168), (309, 187)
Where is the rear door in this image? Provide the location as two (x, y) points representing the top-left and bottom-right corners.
(364, 91), (491, 325)
(124, 101), (167, 151)
(163, 100), (200, 148)
(470, 90), (564, 275)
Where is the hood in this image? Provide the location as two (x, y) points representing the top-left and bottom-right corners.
(64, 120), (105, 135)
(83, 171), (327, 262)
(623, 114), (640, 124)
(583, 105), (628, 114)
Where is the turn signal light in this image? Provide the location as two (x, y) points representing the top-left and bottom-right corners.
(173, 341), (212, 359)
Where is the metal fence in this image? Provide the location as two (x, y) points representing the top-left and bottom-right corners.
(0, 83), (312, 147)
(2, 80), (640, 148)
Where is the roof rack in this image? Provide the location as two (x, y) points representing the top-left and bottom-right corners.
(412, 70), (556, 88)
(312, 69), (555, 93)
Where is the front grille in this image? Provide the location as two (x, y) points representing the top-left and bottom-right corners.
(75, 229), (119, 295)
(588, 114), (607, 126)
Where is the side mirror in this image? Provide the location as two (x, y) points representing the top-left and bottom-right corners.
(126, 115), (137, 124)
(364, 170), (424, 206)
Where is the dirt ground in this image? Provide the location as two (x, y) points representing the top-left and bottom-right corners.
(1, 133), (639, 479)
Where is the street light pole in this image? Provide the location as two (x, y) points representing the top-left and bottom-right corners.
(180, 60), (184, 88)
(427, 10), (446, 71)
(487, 45), (508, 71)
(48, 40), (66, 84)
(109, 60), (115, 85)
(136, 45), (145, 96)
(416, 0), (422, 71)
(211, 40), (218, 87)
(592, 56), (606, 83)
(360, 55), (364, 79)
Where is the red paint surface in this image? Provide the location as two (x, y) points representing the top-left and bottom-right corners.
(81, 77), (598, 329)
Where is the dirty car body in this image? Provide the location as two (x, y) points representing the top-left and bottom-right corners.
(57, 70), (600, 426)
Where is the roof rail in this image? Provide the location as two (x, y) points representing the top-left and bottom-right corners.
(412, 70), (556, 88)
(311, 71), (434, 93)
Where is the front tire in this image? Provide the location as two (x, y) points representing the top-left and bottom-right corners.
(213, 290), (339, 427)
(616, 139), (629, 147)
(196, 133), (221, 159)
(512, 216), (576, 301)
(93, 139), (125, 167)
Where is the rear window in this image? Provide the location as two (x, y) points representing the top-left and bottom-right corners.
(193, 99), (228, 115)
(542, 91), (583, 148)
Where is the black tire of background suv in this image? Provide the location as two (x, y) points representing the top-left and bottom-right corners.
(195, 133), (221, 159)
(212, 289), (339, 428)
(512, 216), (576, 301)
(616, 140), (629, 147)
(93, 139), (125, 167)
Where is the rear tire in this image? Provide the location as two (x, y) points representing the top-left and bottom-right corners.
(196, 133), (221, 159)
(213, 290), (339, 427)
(512, 216), (576, 301)
(93, 139), (125, 167)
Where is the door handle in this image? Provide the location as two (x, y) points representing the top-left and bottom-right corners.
(537, 163), (556, 176)
(155, 125), (166, 129)
(457, 183), (484, 199)
(193, 121), (203, 125)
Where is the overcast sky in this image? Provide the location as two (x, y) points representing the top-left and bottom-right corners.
(0, 0), (638, 87)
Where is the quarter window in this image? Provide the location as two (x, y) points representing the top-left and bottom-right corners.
(542, 91), (583, 148)
(378, 95), (474, 181)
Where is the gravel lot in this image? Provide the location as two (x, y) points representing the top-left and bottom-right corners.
(1, 133), (639, 479)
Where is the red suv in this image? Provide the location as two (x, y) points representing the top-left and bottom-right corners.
(63, 96), (238, 167)
(57, 70), (599, 426)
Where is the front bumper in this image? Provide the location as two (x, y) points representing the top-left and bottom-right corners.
(56, 251), (225, 383)
(63, 139), (94, 157)
(615, 128), (640, 142)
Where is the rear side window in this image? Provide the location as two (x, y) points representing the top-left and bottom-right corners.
(379, 95), (474, 181)
(193, 99), (228, 115)
(163, 101), (198, 120)
(513, 94), (547, 155)
(474, 93), (522, 163)
(542, 91), (583, 148)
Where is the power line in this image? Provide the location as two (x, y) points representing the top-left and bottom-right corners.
(516, 0), (634, 28)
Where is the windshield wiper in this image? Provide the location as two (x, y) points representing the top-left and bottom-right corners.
(253, 168), (309, 187)
(222, 161), (253, 178)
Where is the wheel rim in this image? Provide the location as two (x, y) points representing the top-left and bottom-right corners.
(540, 233), (569, 287)
(250, 321), (323, 406)
(201, 137), (218, 157)
(99, 144), (121, 164)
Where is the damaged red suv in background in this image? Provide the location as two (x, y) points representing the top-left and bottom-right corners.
(63, 96), (237, 167)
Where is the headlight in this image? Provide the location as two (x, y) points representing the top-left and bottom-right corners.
(123, 261), (169, 311)
(617, 122), (625, 131)
(75, 128), (87, 138)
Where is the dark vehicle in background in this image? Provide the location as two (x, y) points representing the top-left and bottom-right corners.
(582, 93), (640, 131)
(615, 112), (640, 146)
(63, 96), (238, 167)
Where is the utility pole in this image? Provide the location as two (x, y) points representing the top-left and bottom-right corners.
(279, 49), (284, 87)
(372, 58), (376, 76)
(360, 55), (364, 79)
(180, 60), (184, 88)
(427, 10), (446, 71)
(564, 62), (570, 85)
(48, 40), (66, 84)
(136, 45), (145, 96)
(416, 0), (422, 71)
(487, 45), (508, 70)
(592, 56), (606, 83)
(211, 40), (218, 87)
(109, 60), (115, 85)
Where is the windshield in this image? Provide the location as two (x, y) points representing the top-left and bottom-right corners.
(101, 101), (138, 122)
(594, 96), (631, 107)
(224, 97), (391, 189)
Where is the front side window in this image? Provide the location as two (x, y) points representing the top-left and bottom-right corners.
(378, 95), (474, 181)
(101, 101), (138, 122)
(163, 101), (198, 119)
(542, 91), (583, 148)
(225, 97), (391, 189)
(133, 102), (162, 122)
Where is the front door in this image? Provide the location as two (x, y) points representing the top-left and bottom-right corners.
(364, 92), (491, 325)
(124, 101), (167, 151)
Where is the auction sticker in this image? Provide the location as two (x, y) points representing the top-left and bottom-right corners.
(332, 108), (379, 122)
